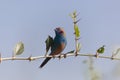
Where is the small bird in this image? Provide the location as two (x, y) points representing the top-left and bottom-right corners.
(40, 27), (67, 68)
(96, 45), (105, 58)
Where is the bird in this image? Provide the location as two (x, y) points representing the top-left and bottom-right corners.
(40, 27), (67, 68)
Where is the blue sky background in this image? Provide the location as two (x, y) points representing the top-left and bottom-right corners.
(0, 0), (120, 80)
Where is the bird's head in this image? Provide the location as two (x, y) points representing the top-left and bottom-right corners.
(54, 27), (66, 37)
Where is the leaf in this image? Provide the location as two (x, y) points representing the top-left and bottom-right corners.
(115, 48), (120, 54)
(13, 41), (24, 56)
(97, 45), (105, 54)
(73, 10), (77, 17)
(45, 35), (54, 53)
(69, 10), (77, 19)
(77, 42), (82, 52)
(74, 24), (80, 37)
(112, 48), (120, 57)
(67, 50), (75, 53)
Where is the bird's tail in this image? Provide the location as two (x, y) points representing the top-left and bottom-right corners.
(40, 57), (51, 68)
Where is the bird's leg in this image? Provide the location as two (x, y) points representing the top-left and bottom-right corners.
(58, 55), (61, 60)
(58, 53), (63, 60)
(63, 54), (67, 58)
(52, 55), (56, 59)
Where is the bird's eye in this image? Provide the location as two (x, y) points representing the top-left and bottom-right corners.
(56, 28), (60, 31)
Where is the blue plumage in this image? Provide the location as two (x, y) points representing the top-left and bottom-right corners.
(40, 27), (67, 68)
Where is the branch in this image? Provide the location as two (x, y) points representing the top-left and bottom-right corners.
(0, 53), (120, 62)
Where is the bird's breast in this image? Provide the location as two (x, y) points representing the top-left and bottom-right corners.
(50, 42), (66, 55)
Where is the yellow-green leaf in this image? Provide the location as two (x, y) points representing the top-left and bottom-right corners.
(77, 42), (82, 52)
(13, 41), (24, 55)
(69, 10), (77, 19)
(74, 24), (80, 37)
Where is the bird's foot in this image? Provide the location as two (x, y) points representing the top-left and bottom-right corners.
(58, 55), (62, 60)
(52, 55), (56, 59)
(63, 54), (67, 58)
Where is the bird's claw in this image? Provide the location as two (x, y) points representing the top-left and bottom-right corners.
(52, 55), (55, 59)
(58, 55), (61, 60)
(63, 54), (67, 58)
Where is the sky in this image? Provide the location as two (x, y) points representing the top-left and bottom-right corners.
(0, 0), (120, 80)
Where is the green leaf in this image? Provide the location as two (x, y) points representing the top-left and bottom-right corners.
(115, 48), (120, 54)
(13, 41), (24, 55)
(69, 10), (77, 19)
(67, 50), (75, 53)
(74, 24), (80, 37)
(73, 10), (77, 17)
(45, 35), (54, 53)
(97, 45), (105, 54)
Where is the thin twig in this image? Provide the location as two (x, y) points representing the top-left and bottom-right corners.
(0, 53), (120, 62)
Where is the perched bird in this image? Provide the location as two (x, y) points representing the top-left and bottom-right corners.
(40, 27), (67, 68)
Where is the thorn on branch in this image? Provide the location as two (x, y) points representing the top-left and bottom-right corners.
(75, 51), (78, 56)
(28, 55), (33, 61)
(73, 18), (81, 24)
(111, 55), (115, 60)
